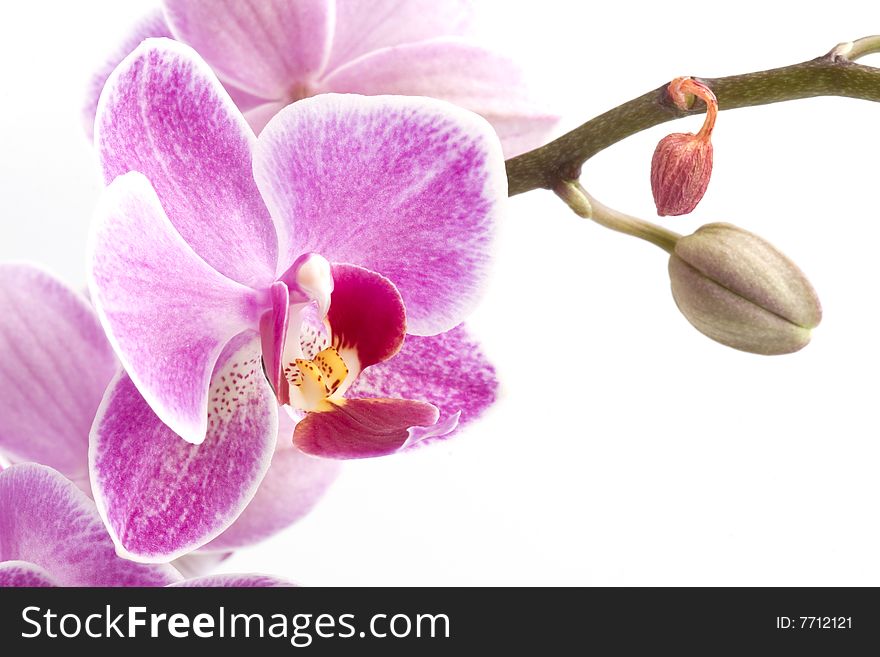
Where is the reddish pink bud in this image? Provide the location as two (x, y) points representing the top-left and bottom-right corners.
(651, 77), (718, 217)
(651, 132), (713, 216)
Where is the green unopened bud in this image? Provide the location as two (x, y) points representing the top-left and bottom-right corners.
(668, 223), (822, 355)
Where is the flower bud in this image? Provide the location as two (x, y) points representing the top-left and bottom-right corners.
(668, 223), (822, 355)
(651, 77), (718, 216)
(651, 132), (713, 216)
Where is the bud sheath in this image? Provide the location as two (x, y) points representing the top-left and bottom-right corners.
(651, 77), (718, 216)
(651, 133), (713, 216)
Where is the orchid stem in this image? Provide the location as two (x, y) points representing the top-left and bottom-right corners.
(828, 35), (880, 62)
(554, 180), (680, 253)
(506, 35), (880, 196)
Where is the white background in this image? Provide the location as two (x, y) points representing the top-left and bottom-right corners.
(2, 1), (879, 585)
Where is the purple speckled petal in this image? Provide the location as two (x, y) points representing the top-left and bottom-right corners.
(163, 0), (333, 99)
(82, 9), (173, 139)
(89, 172), (267, 444)
(0, 265), (117, 483)
(83, 10), (170, 138)
(202, 412), (340, 552)
(323, 0), (475, 75)
(96, 39), (277, 287)
(90, 334), (277, 563)
(0, 464), (181, 586)
(0, 561), (59, 587)
(170, 573), (297, 587)
(294, 398), (442, 459)
(83, 12), (266, 139)
(320, 37), (559, 158)
(348, 324), (497, 439)
(254, 94), (506, 336)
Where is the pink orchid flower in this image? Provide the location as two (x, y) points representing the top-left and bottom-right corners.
(0, 463), (294, 587)
(0, 263), (339, 561)
(83, 0), (558, 157)
(81, 39), (500, 561)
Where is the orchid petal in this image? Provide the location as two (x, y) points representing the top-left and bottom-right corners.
(83, 11), (266, 138)
(293, 398), (444, 459)
(225, 83), (271, 114)
(82, 9), (172, 139)
(348, 324), (497, 438)
(320, 37), (559, 158)
(327, 264), (406, 378)
(90, 334), (277, 564)
(170, 573), (296, 587)
(202, 412), (340, 551)
(0, 561), (58, 587)
(324, 0), (475, 75)
(254, 93), (506, 335)
(0, 265), (117, 483)
(0, 464), (181, 586)
(96, 38), (278, 287)
(89, 172), (266, 445)
(163, 0), (334, 99)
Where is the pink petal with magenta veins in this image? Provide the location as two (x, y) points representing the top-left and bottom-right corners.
(253, 93), (506, 336)
(202, 412), (340, 552)
(89, 334), (277, 563)
(89, 172), (267, 445)
(0, 464), (181, 586)
(96, 39), (278, 288)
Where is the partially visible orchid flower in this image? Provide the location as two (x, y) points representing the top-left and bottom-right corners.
(0, 463), (295, 587)
(169, 573), (296, 587)
(0, 265), (118, 492)
(84, 0), (558, 157)
(0, 264), (339, 562)
(0, 463), (181, 586)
